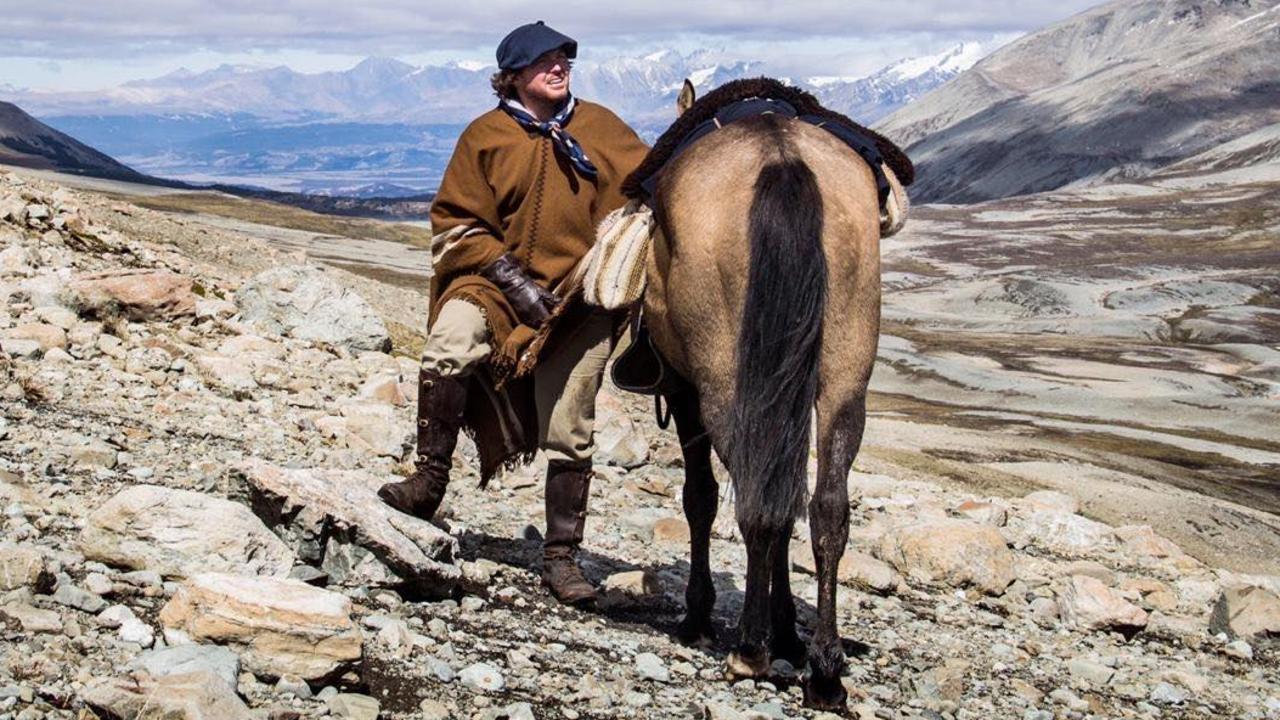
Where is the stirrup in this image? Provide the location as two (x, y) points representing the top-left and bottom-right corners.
(611, 310), (666, 395)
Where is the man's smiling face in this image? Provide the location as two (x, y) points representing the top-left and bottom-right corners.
(517, 48), (572, 107)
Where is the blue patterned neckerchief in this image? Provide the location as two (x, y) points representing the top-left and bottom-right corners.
(499, 94), (599, 179)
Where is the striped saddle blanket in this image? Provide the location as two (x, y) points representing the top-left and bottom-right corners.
(580, 199), (654, 310)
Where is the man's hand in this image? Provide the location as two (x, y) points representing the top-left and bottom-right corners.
(480, 253), (561, 329)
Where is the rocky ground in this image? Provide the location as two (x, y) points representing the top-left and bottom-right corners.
(871, 159), (1280, 576)
(0, 167), (1278, 720)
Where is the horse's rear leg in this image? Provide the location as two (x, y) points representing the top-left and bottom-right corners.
(769, 519), (806, 665)
(803, 398), (864, 711)
(666, 378), (718, 646)
(727, 530), (777, 678)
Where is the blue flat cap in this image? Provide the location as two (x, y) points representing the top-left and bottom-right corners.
(496, 21), (577, 71)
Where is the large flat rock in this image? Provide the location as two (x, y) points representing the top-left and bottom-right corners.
(80, 485), (296, 579)
(63, 269), (197, 321)
(1007, 509), (1115, 556)
(1210, 584), (1280, 641)
(239, 461), (460, 598)
(81, 670), (252, 720)
(159, 572), (362, 681)
(879, 518), (1016, 595)
(234, 265), (390, 352)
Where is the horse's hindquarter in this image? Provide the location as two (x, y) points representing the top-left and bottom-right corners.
(644, 123), (760, 432)
(790, 124), (883, 405)
(644, 119), (882, 421)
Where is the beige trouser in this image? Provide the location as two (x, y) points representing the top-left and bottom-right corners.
(420, 299), (614, 464)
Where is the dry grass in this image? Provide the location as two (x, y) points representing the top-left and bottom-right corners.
(387, 320), (427, 361)
(119, 191), (432, 248)
(323, 260), (428, 291)
(882, 255), (949, 277)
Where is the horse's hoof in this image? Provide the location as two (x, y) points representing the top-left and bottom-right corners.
(676, 618), (715, 648)
(803, 674), (849, 712)
(726, 648), (770, 679)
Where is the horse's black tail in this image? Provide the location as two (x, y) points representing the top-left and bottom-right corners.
(730, 153), (826, 533)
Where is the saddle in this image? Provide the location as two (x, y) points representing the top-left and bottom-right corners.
(621, 78), (915, 205)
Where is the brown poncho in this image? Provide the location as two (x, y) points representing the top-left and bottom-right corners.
(428, 99), (649, 478)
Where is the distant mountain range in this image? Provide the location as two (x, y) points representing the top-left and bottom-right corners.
(877, 0), (1280, 203)
(8, 45), (997, 127)
(18, 3), (1274, 212)
(1, 44), (1001, 195)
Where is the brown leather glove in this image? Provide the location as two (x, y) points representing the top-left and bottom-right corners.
(480, 253), (561, 329)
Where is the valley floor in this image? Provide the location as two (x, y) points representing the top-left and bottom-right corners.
(1, 165), (1277, 719)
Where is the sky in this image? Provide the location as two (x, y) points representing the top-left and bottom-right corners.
(0, 0), (1108, 91)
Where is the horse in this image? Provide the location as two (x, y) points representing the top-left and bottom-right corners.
(641, 80), (884, 711)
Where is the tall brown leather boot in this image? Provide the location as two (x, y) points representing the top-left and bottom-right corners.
(377, 368), (467, 521)
(542, 460), (598, 606)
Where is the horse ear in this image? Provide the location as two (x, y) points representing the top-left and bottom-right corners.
(677, 79), (696, 117)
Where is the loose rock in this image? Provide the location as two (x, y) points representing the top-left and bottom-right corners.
(328, 693), (380, 720)
(1057, 575), (1149, 632)
(0, 603), (62, 633)
(81, 671), (250, 720)
(159, 572), (363, 681)
(1209, 584), (1280, 640)
(635, 652), (670, 683)
(128, 644), (241, 689)
(1010, 510), (1114, 555)
(63, 269), (197, 321)
(458, 662), (505, 693)
(239, 461), (460, 596)
(80, 484), (295, 579)
(235, 265), (390, 352)
(0, 542), (51, 592)
(879, 519), (1015, 594)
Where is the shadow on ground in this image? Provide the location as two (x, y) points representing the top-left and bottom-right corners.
(456, 529), (872, 666)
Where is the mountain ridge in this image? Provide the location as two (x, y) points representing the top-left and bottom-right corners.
(4, 44), (999, 195)
(0, 101), (152, 182)
(876, 0), (1280, 203)
(5, 44), (1000, 128)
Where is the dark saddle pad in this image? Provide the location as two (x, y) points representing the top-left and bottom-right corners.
(622, 77), (914, 203)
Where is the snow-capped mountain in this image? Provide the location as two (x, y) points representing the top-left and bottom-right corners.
(33, 57), (493, 124)
(1, 44), (1000, 194)
(572, 49), (761, 128)
(5, 44), (988, 127)
(811, 42), (996, 124)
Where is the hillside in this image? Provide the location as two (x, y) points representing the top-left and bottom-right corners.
(0, 101), (153, 183)
(2, 149), (1280, 718)
(0, 102), (434, 222)
(877, 0), (1280, 203)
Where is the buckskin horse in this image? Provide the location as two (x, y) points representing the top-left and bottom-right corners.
(620, 79), (910, 710)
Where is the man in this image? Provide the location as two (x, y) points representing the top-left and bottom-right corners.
(378, 21), (649, 605)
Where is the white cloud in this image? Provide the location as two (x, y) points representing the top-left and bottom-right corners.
(0, 0), (1107, 55)
(0, 0), (1107, 90)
